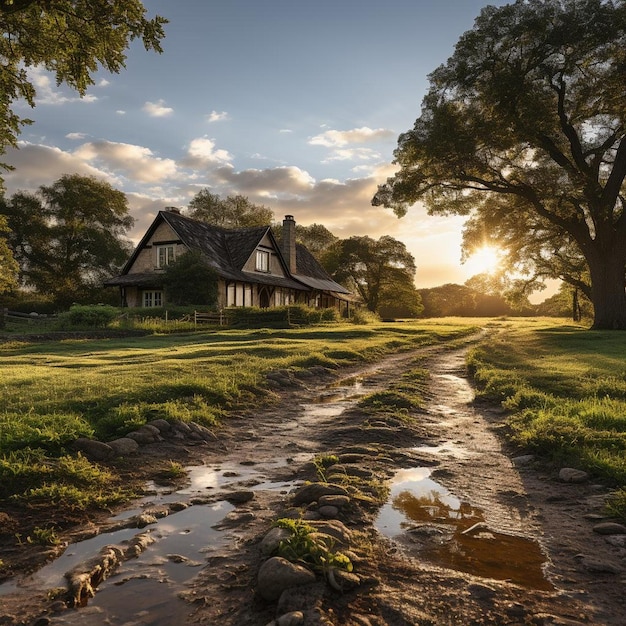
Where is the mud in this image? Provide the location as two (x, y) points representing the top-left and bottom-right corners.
(1, 337), (625, 625)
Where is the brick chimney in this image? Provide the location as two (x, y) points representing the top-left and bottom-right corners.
(282, 215), (297, 274)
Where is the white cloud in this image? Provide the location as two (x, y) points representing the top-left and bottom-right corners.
(183, 137), (233, 167)
(143, 99), (174, 117)
(116, 110), (126, 116)
(28, 67), (98, 105)
(321, 148), (381, 163)
(213, 166), (315, 198)
(309, 126), (394, 148)
(66, 132), (88, 141)
(206, 110), (230, 123)
(279, 129), (293, 134)
(73, 140), (179, 183)
(97, 79), (110, 88)
(3, 142), (115, 194)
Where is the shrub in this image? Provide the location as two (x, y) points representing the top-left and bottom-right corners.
(58, 304), (118, 329)
(350, 308), (379, 325)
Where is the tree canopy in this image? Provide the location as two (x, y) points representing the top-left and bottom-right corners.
(187, 190), (274, 228)
(1, 174), (134, 307)
(0, 214), (18, 295)
(0, 0), (166, 183)
(323, 235), (422, 316)
(373, 0), (626, 329)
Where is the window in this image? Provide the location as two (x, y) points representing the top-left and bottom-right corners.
(143, 291), (163, 307)
(255, 249), (269, 272)
(156, 245), (175, 268)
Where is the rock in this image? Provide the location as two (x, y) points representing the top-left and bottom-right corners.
(318, 505), (339, 519)
(223, 490), (255, 504)
(277, 611), (305, 626)
(188, 421), (216, 440)
(605, 535), (626, 547)
(169, 501), (188, 512)
(260, 527), (291, 556)
(328, 568), (360, 591)
(581, 558), (621, 574)
(318, 494), (350, 508)
(126, 429), (158, 445)
(134, 513), (158, 528)
(257, 557), (316, 601)
(292, 483), (348, 506)
(468, 582), (497, 600)
(559, 467), (589, 483)
(107, 437), (140, 456)
(306, 519), (352, 545)
(592, 522), (626, 535)
(73, 437), (113, 461)
(512, 454), (535, 466)
(327, 463), (373, 478)
(147, 418), (171, 432)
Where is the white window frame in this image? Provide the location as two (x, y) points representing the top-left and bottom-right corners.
(156, 245), (175, 268)
(143, 290), (163, 308)
(255, 249), (270, 273)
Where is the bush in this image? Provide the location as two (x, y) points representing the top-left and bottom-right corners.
(350, 308), (380, 325)
(58, 304), (118, 329)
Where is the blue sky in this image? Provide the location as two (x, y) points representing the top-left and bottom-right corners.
(4, 0), (517, 290)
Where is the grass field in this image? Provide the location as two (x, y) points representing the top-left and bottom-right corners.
(2, 316), (625, 521)
(0, 319), (478, 512)
(468, 318), (626, 517)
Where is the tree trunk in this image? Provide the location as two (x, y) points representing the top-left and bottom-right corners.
(588, 254), (626, 329)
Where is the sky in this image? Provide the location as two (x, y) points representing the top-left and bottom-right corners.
(4, 0), (535, 295)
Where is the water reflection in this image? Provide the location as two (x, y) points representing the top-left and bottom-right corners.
(376, 467), (552, 590)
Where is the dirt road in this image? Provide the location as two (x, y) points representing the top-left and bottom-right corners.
(1, 338), (624, 625)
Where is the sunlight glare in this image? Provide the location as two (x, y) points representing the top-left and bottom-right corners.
(464, 245), (502, 275)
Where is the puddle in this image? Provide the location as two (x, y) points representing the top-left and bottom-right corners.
(376, 467), (552, 590)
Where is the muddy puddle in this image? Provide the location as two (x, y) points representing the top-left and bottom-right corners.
(376, 466), (553, 591)
(0, 373), (371, 623)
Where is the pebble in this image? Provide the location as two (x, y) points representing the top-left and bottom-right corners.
(559, 468), (589, 483)
(512, 454), (535, 466)
(592, 522), (626, 535)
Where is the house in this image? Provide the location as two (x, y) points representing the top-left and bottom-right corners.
(105, 209), (354, 314)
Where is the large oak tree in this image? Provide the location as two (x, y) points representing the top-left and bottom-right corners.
(373, 0), (626, 329)
(0, 0), (166, 183)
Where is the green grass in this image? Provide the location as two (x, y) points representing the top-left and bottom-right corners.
(0, 319), (478, 509)
(469, 318), (626, 517)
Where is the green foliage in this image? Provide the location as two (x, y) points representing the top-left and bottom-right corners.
(0, 1), (166, 183)
(374, 0), (626, 329)
(273, 518), (353, 574)
(1, 175), (135, 307)
(606, 489), (626, 519)
(162, 250), (219, 306)
(313, 453), (339, 481)
(470, 319), (626, 492)
(0, 214), (18, 294)
(187, 190), (274, 228)
(28, 525), (61, 547)
(324, 235), (420, 315)
(227, 305), (339, 328)
(350, 309), (380, 325)
(0, 320), (478, 505)
(57, 304), (118, 329)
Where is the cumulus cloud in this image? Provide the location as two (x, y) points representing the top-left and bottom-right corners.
(206, 110), (230, 123)
(3, 142), (115, 195)
(97, 79), (110, 88)
(73, 140), (179, 183)
(213, 166), (315, 198)
(182, 137), (233, 167)
(321, 148), (381, 163)
(309, 126), (394, 148)
(116, 110), (126, 115)
(143, 99), (174, 117)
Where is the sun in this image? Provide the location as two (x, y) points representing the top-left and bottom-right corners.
(464, 245), (503, 276)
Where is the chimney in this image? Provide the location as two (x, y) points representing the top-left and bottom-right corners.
(282, 215), (297, 274)
(165, 206), (181, 214)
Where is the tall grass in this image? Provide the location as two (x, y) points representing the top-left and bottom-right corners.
(469, 318), (626, 517)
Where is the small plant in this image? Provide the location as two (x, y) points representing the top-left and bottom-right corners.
(28, 525), (61, 546)
(160, 460), (186, 480)
(313, 453), (339, 481)
(606, 488), (626, 520)
(272, 518), (353, 575)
